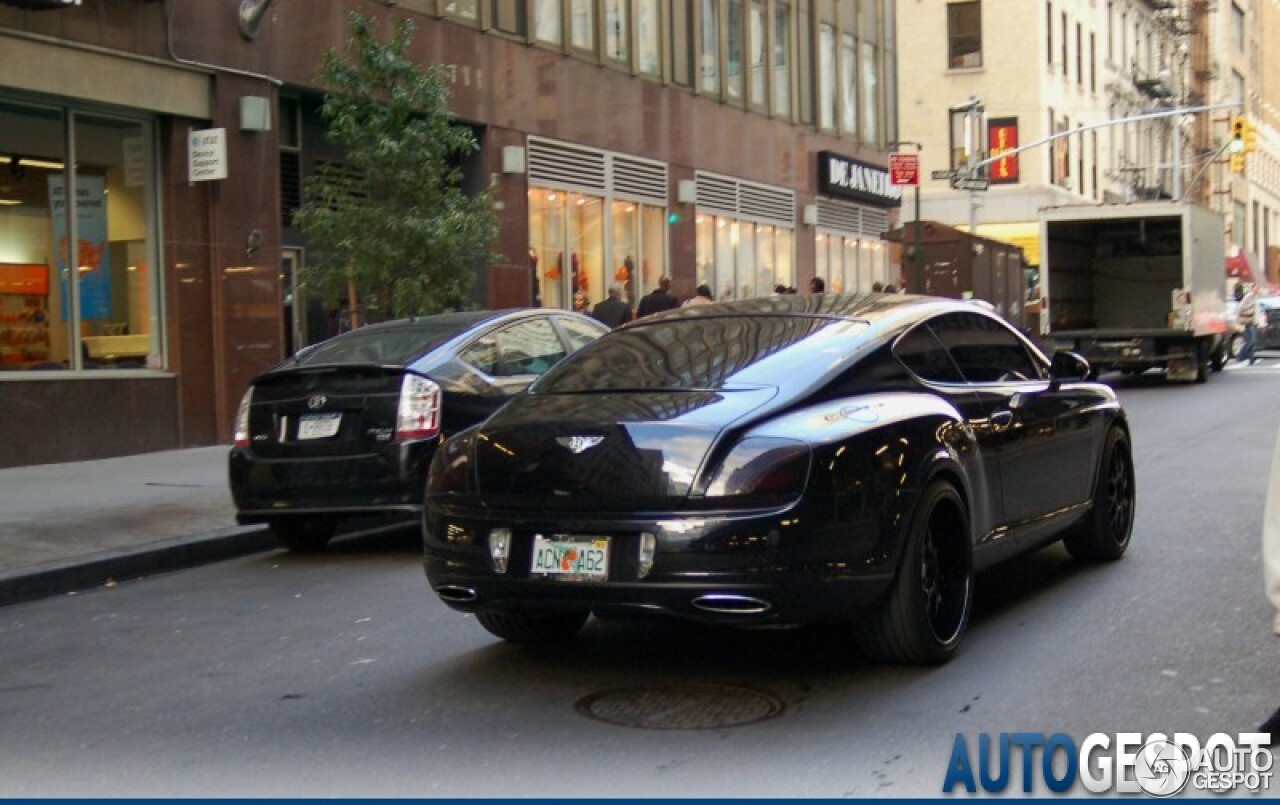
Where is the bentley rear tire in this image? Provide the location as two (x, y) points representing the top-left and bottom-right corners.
(854, 480), (973, 666)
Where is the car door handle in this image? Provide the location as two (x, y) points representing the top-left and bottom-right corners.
(991, 410), (1014, 431)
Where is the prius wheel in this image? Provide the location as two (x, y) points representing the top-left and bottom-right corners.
(855, 480), (972, 666)
(270, 519), (336, 553)
(476, 609), (589, 643)
(1064, 428), (1134, 562)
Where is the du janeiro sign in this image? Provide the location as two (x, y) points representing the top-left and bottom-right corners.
(817, 151), (902, 207)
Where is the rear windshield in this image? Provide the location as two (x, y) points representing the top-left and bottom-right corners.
(295, 321), (478, 367)
(535, 315), (866, 392)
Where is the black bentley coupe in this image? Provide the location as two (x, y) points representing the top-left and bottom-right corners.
(422, 294), (1134, 665)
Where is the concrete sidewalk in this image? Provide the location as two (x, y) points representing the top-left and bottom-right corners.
(0, 446), (274, 606)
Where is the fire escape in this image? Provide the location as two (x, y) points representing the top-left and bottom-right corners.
(1107, 1), (1209, 202)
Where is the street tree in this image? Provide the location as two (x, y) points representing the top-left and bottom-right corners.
(294, 11), (496, 322)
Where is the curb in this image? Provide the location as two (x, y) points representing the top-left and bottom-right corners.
(0, 525), (276, 608)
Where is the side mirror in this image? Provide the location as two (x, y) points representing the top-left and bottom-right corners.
(1050, 350), (1091, 382)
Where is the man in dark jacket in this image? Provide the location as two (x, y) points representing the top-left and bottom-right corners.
(636, 276), (680, 318)
(591, 285), (632, 329)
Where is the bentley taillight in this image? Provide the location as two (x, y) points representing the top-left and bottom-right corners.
(233, 387), (254, 448)
(395, 374), (442, 441)
(701, 437), (811, 506)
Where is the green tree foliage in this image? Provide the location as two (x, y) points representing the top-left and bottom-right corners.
(294, 12), (496, 320)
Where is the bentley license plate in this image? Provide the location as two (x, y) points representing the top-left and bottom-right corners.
(297, 412), (342, 440)
(529, 535), (609, 582)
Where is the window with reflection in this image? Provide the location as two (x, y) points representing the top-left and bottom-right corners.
(534, 0), (563, 45)
(749, 0), (766, 108)
(701, 0), (721, 96)
(443, 0), (479, 22)
(638, 0), (661, 75)
(669, 0), (695, 86)
(570, 0), (595, 52)
(772, 1), (791, 117)
(818, 22), (836, 130)
(0, 98), (161, 373)
(841, 32), (857, 136)
(727, 0), (745, 102)
(605, 0), (629, 63)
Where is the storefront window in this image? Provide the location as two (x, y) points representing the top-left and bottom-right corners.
(529, 188), (565, 310)
(697, 212), (793, 300)
(640, 205), (666, 297)
(816, 230), (889, 295)
(0, 99), (158, 373)
(566, 193), (603, 312)
(531, 175), (666, 316)
(611, 200), (638, 307)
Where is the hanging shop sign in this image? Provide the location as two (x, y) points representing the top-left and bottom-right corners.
(817, 152), (901, 207)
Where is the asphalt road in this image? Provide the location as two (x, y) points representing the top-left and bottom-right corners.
(2, 362), (1279, 797)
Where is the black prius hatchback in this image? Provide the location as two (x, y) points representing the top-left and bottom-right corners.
(423, 294), (1135, 665)
(230, 309), (608, 552)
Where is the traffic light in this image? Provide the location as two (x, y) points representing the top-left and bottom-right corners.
(1230, 151), (1245, 174)
(1245, 120), (1258, 153)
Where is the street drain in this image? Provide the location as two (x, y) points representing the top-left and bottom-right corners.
(575, 683), (785, 730)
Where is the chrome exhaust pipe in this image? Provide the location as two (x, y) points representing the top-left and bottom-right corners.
(435, 585), (478, 604)
(690, 594), (772, 615)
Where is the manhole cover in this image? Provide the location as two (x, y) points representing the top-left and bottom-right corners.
(575, 683), (785, 730)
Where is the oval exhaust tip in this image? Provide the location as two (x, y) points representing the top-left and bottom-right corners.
(690, 594), (772, 615)
(436, 585), (478, 604)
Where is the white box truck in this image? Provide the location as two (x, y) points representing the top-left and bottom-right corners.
(1038, 201), (1230, 382)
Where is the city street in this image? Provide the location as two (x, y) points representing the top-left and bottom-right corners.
(2, 364), (1279, 797)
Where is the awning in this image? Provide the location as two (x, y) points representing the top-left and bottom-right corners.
(1227, 253), (1255, 284)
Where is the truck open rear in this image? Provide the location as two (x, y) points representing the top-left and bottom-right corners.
(1039, 201), (1229, 383)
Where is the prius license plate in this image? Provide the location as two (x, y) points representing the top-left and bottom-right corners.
(297, 412), (342, 440)
(529, 535), (609, 582)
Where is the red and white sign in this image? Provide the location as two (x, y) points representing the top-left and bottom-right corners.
(889, 152), (919, 186)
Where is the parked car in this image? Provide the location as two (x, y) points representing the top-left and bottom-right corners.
(230, 309), (609, 552)
(422, 294), (1135, 665)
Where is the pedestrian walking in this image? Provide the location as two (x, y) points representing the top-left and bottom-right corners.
(591, 285), (633, 328)
(683, 284), (714, 307)
(636, 276), (680, 318)
(1237, 283), (1259, 365)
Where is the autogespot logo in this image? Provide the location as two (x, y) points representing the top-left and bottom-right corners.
(942, 731), (1273, 796)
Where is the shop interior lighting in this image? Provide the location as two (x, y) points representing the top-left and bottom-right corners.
(1, 156), (65, 171)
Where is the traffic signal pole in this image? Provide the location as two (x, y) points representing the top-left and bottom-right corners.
(958, 101), (1242, 195)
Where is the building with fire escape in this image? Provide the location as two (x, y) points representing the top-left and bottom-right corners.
(897, 0), (1208, 278)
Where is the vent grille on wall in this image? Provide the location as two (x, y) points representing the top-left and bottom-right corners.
(694, 171), (794, 226)
(818, 198), (890, 238)
(612, 155), (668, 205)
(527, 137), (607, 192)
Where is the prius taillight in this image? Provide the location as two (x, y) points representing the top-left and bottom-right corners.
(395, 374), (442, 441)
